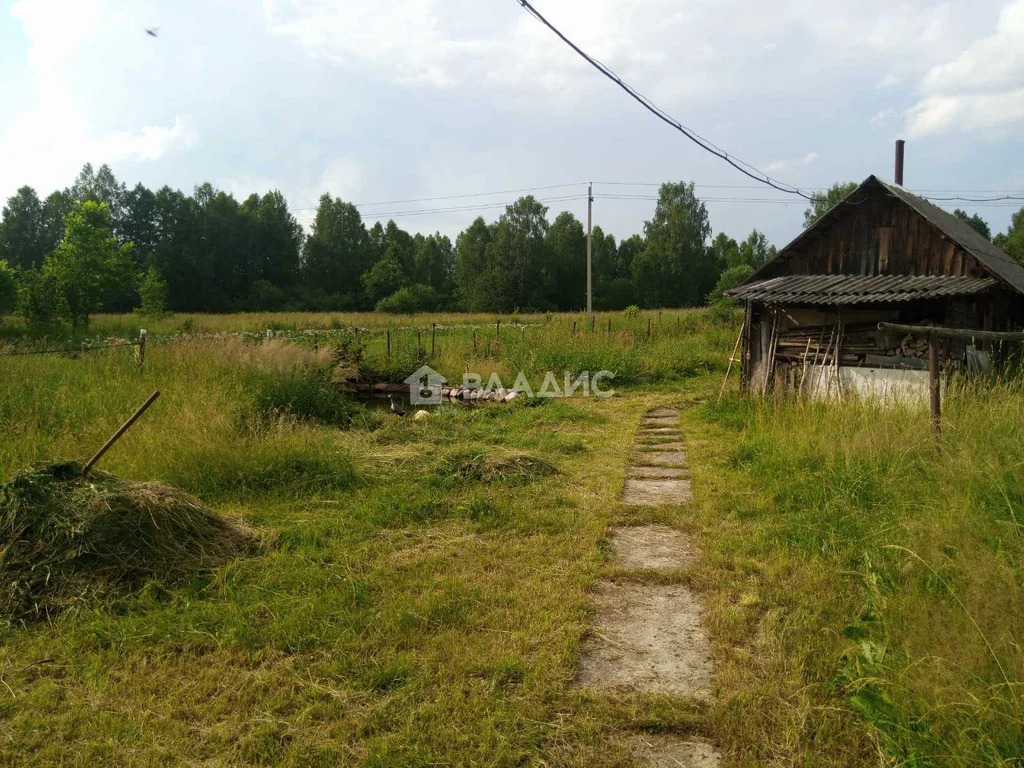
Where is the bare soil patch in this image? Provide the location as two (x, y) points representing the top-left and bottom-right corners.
(609, 525), (696, 570)
(575, 582), (714, 697)
(630, 734), (721, 768)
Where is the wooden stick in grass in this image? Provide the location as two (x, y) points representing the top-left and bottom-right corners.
(82, 390), (161, 478)
(718, 324), (744, 403)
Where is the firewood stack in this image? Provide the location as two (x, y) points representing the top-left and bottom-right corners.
(898, 334), (929, 358)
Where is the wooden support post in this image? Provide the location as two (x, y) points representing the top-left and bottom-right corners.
(431, 323), (436, 356)
(646, 317), (651, 339)
(929, 333), (941, 448)
(472, 329), (477, 354)
(572, 320), (577, 333)
(496, 319), (501, 340)
(607, 317), (612, 334)
(417, 328), (422, 355)
(138, 329), (147, 369)
(313, 332), (318, 353)
(82, 391), (161, 478)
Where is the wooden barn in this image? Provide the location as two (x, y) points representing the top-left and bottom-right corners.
(727, 174), (1024, 398)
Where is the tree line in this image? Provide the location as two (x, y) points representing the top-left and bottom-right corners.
(11, 166), (1019, 327)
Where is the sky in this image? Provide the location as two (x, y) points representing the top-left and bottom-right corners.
(2, 0), (1024, 248)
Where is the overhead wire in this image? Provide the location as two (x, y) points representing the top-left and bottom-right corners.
(514, 0), (813, 200)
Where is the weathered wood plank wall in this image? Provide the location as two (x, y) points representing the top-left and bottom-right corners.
(766, 190), (983, 279)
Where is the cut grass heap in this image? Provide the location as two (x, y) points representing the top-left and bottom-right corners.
(0, 461), (251, 621)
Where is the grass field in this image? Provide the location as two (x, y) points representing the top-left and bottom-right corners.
(1, 310), (1022, 766)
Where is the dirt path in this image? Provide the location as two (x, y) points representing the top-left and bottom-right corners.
(576, 406), (722, 767)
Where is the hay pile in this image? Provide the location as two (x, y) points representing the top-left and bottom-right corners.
(0, 461), (252, 621)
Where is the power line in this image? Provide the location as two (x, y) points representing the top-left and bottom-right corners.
(289, 182), (587, 211)
(514, 0), (813, 200)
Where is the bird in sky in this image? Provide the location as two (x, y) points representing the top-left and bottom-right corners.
(145, 27), (159, 37)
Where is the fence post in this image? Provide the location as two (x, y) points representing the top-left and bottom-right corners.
(573, 320), (577, 333)
(138, 329), (147, 369)
(386, 329), (391, 361)
(607, 317), (611, 334)
(313, 332), (318, 353)
(647, 317), (651, 339)
(496, 319), (501, 340)
(431, 323), (436, 356)
(417, 328), (422, 355)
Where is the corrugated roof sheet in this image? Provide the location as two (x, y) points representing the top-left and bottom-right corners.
(743, 175), (1024, 296)
(726, 274), (997, 305)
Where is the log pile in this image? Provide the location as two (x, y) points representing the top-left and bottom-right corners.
(353, 381), (521, 403)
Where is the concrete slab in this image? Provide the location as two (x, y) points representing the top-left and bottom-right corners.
(575, 582), (714, 697)
(610, 525), (696, 570)
(630, 735), (721, 768)
(621, 477), (692, 505)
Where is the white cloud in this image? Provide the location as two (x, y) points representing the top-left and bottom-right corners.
(2, 0), (198, 201)
(877, 73), (899, 89)
(870, 109), (895, 130)
(907, 0), (1024, 137)
(801, 152), (819, 165)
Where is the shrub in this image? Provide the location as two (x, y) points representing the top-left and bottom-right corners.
(709, 264), (754, 305)
(245, 366), (361, 428)
(376, 284), (440, 314)
(137, 265), (167, 315)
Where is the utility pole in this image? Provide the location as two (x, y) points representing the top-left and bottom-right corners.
(586, 182), (593, 322)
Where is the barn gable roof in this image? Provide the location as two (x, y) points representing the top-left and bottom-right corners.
(738, 174), (1024, 297)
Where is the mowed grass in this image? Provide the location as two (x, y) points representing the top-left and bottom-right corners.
(2, 310), (1023, 766)
(0, 336), (680, 765)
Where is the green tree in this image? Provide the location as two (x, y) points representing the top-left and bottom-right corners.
(615, 234), (644, 278)
(0, 187), (45, 270)
(138, 265), (167, 315)
(302, 194), (368, 308)
(362, 251), (408, 306)
(454, 217), (494, 311)
(710, 232), (740, 271)
(485, 196), (552, 312)
(412, 232), (454, 296)
(803, 181), (858, 227)
(994, 207), (1024, 264)
(40, 190), (74, 256)
(545, 211), (586, 309)
(39, 201), (135, 326)
(631, 182), (713, 307)
(953, 209), (992, 241)
(737, 229), (776, 268)
(0, 260), (17, 317)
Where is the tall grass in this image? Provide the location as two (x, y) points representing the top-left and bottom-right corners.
(696, 379), (1024, 766)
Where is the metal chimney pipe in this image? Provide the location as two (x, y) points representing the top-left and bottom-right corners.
(894, 139), (905, 186)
